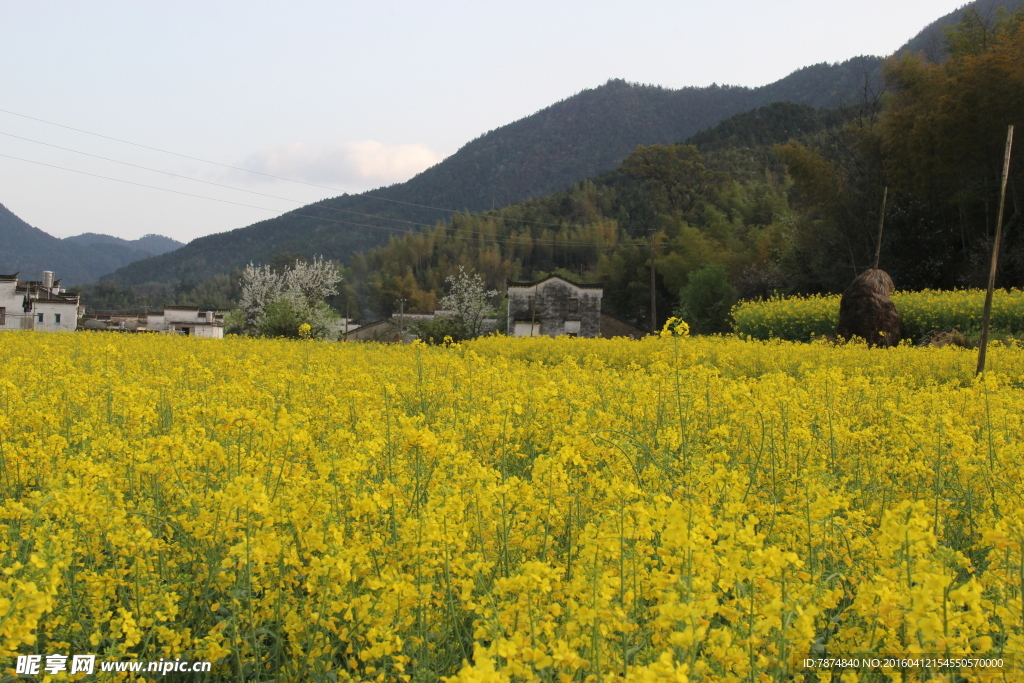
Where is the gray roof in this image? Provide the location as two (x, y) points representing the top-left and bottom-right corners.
(507, 275), (602, 290)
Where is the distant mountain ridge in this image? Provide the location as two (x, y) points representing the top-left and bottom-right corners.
(91, 0), (1020, 286)
(0, 203), (182, 285)
(64, 232), (182, 256)
(106, 59), (884, 286)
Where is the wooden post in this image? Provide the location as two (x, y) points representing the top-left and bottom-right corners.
(397, 298), (406, 342)
(977, 125), (1014, 376)
(530, 283), (538, 336)
(874, 186), (888, 270)
(649, 231), (657, 333)
(344, 296), (350, 341)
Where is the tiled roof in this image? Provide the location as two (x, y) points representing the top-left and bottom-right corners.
(507, 275), (602, 290)
(32, 294), (80, 304)
(15, 286), (79, 303)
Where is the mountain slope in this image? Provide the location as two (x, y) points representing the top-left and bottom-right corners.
(64, 232), (183, 256)
(0, 204), (182, 285)
(685, 102), (846, 153)
(106, 59), (884, 286)
(104, 0), (1009, 287)
(897, 0), (1024, 60)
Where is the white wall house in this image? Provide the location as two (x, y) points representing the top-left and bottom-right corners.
(145, 307), (225, 338)
(0, 271), (80, 332)
(80, 307), (225, 337)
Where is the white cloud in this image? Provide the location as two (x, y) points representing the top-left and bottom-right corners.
(240, 140), (442, 189)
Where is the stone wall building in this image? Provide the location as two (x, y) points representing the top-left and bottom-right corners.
(507, 276), (602, 338)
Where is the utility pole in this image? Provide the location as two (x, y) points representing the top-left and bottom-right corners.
(397, 298), (407, 343)
(874, 187), (888, 270)
(344, 295), (350, 341)
(529, 283), (538, 337)
(977, 125), (1014, 375)
(649, 230), (657, 333)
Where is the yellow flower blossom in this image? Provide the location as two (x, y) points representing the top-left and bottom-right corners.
(1, 331), (1023, 681)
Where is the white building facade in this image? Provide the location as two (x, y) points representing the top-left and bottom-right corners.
(80, 307), (225, 337)
(145, 307), (225, 337)
(0, 271), (80, 332)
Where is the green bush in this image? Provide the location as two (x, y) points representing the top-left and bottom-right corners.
(258, 297), (337, 339)
(676, 264), (738, 334)
(413, 316), (472, 344)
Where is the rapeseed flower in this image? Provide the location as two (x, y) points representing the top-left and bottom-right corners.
(1, 332), (1022, 681)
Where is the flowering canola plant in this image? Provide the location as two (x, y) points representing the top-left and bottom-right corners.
(2, 331), (1024, 681)
(732, 288), (1024, 342)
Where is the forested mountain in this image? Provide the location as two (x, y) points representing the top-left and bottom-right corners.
(105, 3), (1019, 288)
(780, 7), (1024, 293)
(685, 102), (845, 153)
(0, 203), (183, 285)
(106, 1), (1024, 291)
(63, 232), (182, 256)
(897, 0), (1023, 60)
(84, 7), (1024, 330)
(106, 56), (887, 287)
(343, 0), (1023, 331)
(335, 101), (859, 327)
(82, 101), (858, 321)
(85, 0), (1023, 332)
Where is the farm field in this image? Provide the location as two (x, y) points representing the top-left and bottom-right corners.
(2, 331), (1024, 682)
(732, 289), (1024, 343)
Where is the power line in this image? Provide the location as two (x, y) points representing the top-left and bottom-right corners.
(0, 130), (324, 203)
(0, 151), (285, 212)
(0, 106), (593, 230)
(0, 130), (437, 229)
(0, 107), (348, 192)
(0, 151), (647, 248)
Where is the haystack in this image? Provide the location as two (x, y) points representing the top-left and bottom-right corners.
(836, 268), (900, 347)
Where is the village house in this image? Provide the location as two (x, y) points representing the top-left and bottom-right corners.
(144, 307), (225, 337)
(343, 309), (499, 342)
(0, 271), (81, 332)
(507, 276), (603, 338)
(343, 311), (445, 343)
(81, 306), (225, 337)
(598, 312), (646, 339)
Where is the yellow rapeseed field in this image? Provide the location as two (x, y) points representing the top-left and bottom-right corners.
(731, 289), (1024, 342)
(2, 330), (1024, 682)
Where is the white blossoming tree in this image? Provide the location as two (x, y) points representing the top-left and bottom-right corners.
(239, 256), (341, 338)
(438, 266), (498, 338)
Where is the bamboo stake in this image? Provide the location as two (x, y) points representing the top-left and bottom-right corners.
(530, 282), (538, 337)
(344, 296), (350, 341)
(977, 125), (1015, 376)
(649, 231), (657, 333)
(874, 186), (888, 270)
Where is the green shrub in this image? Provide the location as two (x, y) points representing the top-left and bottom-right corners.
(413, 316), (472, 344)
(676, 264), (738, 334)
(258, 297), (337, 339)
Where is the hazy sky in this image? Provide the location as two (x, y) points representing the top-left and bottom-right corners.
(0, 1), (967, 243)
